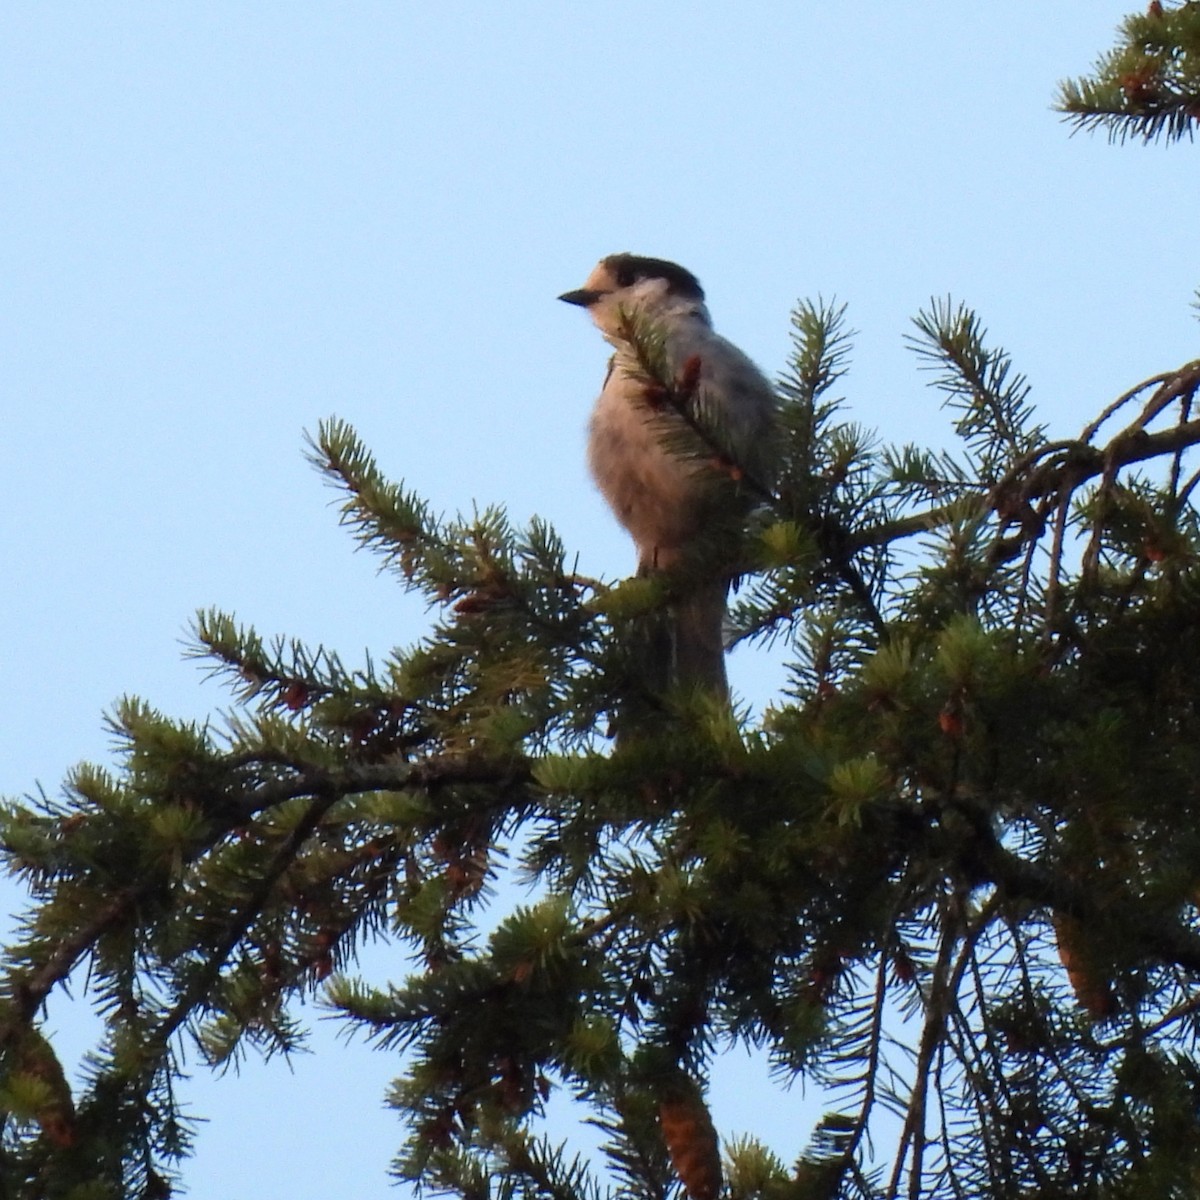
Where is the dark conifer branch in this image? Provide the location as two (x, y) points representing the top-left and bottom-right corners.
(849, 360), (1200, 558)
(221, 755), (535, 824)
(2, 886), (143, 1033)
(614, 307), (776, 504)
(1057, 2), (1200, 144)
(973, 838), (1200, 974)
(147, 790), (341, 1053)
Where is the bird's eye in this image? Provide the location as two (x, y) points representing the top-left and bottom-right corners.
(615, 264), (636, 288)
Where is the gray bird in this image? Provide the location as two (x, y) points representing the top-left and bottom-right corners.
(560, 253), (778, 698)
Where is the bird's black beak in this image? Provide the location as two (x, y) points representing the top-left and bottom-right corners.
(558, 288), (602, 307)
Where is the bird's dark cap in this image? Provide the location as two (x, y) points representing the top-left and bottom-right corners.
(602, 253), (705, 301)
(559, 253), (705, 307)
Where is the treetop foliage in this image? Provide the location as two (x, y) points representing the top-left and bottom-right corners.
(1057, 0), (1200, 143)
(4, 7), (1200, 1199)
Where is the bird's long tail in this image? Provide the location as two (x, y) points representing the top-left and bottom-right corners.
(638, 578), (728, 700)
(673, 580), (729, 698)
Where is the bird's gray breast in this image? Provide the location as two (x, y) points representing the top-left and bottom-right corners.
(586, 323), (778, 565)
(587, 352), (705, 558)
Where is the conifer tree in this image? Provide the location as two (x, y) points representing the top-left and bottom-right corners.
(5, 8), (1200, 1199)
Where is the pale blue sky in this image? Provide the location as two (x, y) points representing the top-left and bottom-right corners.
(3, 4), (1198, 1196)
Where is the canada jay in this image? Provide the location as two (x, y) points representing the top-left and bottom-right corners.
(560, 253), (778, 698)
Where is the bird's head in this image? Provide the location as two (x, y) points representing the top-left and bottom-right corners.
(559, 253), (709, 339)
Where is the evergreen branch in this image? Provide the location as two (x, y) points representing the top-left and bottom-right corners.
(1168, 393), (1192, 502)
(1175, 460), (1200, 511)
(148, 790), (341, 1053)
(948, 948), (1025, 1195)
(1, 885), (143, 1035)
(833, 559), (887, 640)
(849, 360), (1200, 554)
(1102, 981), (1200, 1048)
(1079, 371), (1177, 443)
(998, 916), (1113, 1186)
(907, 299), (1043, 480)
(0, 753), (529, 1073)
(1112, 358), (1200, 437)
(190, 608), (373, 711)
(887, 896), (959, 1200)
(500, 1131), (604, 1200)
(1043, 491), (1071, 635)
(1056, 3), (1200, 145)
(889, 894), (998, 1200)
(830, 949), (892, 1183)
(776, 298), (855, 478)
(780, 297), (854, 413)
(972, 836), (1200, 976)
(222, 755), (533, 825)
(1007, 922), (1101, 1119)
(305, 418), (469, 600)
(614, 307), (776, 504)
(1057, 80), (1200, 144)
